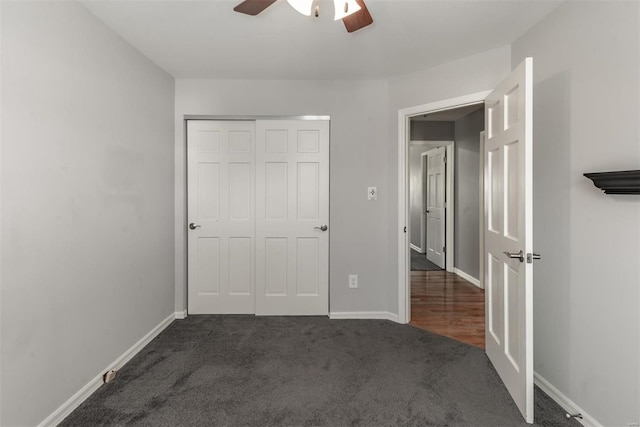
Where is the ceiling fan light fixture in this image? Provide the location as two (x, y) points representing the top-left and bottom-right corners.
(287, 0), (316, 16)
(333, 0), (361, 20)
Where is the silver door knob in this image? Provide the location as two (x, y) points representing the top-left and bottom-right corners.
(314, 224), (328, 232)
(503, 250), (524, 263)
(189, 223), (201, 230)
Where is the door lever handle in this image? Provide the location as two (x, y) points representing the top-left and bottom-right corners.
(503, 250), (524, 263)
(189, 223), (201, 230)
(314, 224), (328, 232)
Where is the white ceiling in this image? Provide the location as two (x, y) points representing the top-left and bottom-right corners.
(81, 0), (562, 80)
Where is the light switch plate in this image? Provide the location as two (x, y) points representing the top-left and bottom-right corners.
(348, 274), (358, 289)
(368, 187), (377, 200)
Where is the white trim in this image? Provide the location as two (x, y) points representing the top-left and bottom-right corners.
(398, 91), (491, 324)
(38, 313), (176, 427)
(329, 311), (400, 323)
(174, 310), (187, 320)
(534, 372), (602, 427)
(479, 131), (486, 292)
(409, 243), (422, 253)
(453, 268), (482, 289)
(184, 115), (331, 121)
(420, 151), (427, 252)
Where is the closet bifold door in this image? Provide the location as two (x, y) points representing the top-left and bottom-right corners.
(255, 120), (330, 315)
(187, 120), (256, 314)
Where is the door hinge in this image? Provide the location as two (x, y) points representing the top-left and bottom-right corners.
(404, 226), (407, 233)
(443, 156), (447, 164)
(443, 202), (447, 208)
(443, 246), (446, 254)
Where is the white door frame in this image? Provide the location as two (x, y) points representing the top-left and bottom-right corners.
(416, 141), (455, 271)
(397, 91), (490, 324)
(478, 131), (486, 291)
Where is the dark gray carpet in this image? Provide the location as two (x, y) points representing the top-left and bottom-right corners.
(411, 249), (442, 271)
(61, 316), (578, 427)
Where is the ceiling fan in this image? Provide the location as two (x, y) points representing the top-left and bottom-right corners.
(233, 0), (374, 33)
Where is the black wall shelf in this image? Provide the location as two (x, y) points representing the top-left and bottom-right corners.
(584, 170), (640, 195)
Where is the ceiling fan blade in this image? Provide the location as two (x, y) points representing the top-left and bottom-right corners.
(342, 0), (373, 33)
(233, 0), (277, 16)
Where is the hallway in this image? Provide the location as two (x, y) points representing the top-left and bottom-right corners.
(410, 270), (485, 348)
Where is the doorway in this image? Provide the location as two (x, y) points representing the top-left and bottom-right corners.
(399, 94), (488, 348)
(408, 140), (454, 272)
(398, 59), (535, 423)
(398, 91), (490, 324)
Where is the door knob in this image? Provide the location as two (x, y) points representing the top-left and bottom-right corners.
(314, 224), (328, 232)
(503, 250), (524, 263)
(189, 223), (201, 230)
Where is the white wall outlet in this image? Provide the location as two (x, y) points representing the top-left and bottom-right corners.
(348, 274), (358, 289)
(368, 187), (377, 200)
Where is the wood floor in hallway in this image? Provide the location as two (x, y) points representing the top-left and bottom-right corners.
(410, 270), (485, 349)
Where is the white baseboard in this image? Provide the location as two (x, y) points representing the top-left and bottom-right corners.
(409, 243), (423, 253)
(329, 311), (400, 323)
(174, 310), (187, 320)
(534, 372), (602, 427)
(454, 268), (482, 289)
(38, 312), (176, 427)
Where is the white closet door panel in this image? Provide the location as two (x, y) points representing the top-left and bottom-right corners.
(188, 120), (255, 314)
(255, 120), (330, 315)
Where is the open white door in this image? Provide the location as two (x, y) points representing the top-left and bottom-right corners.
(255, 120), (330, 315)
(425, 147), (446, 269)
(484, 57), (534, 423)
(187, 120), (256, 314)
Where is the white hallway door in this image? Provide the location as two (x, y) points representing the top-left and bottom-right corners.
(255, 120), (330, 315)
(187, 119), (329, 316)
(484, 57), (535, 423)
(425, 147), (446, 269)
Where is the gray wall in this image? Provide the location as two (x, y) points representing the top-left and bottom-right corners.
(387, 46), (512, 310)
(0, 2), (175, 425)
(512, 2), (639, 425)
(174, 79), (390, 314)
(410, 121), (454, 141)
(453, 109), (484, 278)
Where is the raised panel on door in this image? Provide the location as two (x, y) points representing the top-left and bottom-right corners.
(229, 163), (252, 220)
(229, 237), (251, 295)
(484, 58), (533, 423)
(265, 162), (288, 221)
(187, 120), (255, 314)
(297, 163), (319, 220)
(255, 120), (329, 315)
(296, 238), (320, 296)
